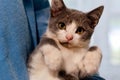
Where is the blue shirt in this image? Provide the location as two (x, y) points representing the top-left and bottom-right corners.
(0, 0), (49, 80)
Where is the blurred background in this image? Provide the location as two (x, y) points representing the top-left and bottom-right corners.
(49, 0), (120, 80)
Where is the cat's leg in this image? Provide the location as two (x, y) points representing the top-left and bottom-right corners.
(79, 46), (102, 77)
(28, 49), (62, 80)
(29, 69), (61, 80)
(40, 44), (63, 71)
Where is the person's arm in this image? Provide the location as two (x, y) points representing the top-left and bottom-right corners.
(81, 74), (105, 80)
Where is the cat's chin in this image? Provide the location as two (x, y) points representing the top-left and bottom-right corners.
(60, 41), (86, 49)
(60, 42), (69, 46)
(59, 41), (75, 48)
(59, 41), (69, 47)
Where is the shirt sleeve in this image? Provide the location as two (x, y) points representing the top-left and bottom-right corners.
(81, 74), (105, 80)
(33, 0), (50, 41)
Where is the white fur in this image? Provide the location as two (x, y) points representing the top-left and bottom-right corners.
(60, 47), (87, 76)
(28, 46), (61, 80)
(28, 42), (102, 80)
(28, 22), (102, 80)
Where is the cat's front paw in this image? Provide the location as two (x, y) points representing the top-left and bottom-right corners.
(44, 51), (62, 71)
(83, 46), (102, 75)
(78, 46), (102, 78)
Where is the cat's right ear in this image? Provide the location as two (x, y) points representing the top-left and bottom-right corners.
(51, 0), (66, 17)
(87, 6), (104, 29)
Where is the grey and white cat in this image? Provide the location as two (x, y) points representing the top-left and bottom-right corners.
(28, 0), (104, 80)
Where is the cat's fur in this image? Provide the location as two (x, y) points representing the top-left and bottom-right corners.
(28, 0), (104, 80)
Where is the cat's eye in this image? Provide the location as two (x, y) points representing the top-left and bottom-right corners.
(58, 22), (66, 30)
(76, 27), (85, 34)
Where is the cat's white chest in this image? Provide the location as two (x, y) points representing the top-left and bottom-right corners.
(61, 47), (86, 62)
(60, 47), (87, 73)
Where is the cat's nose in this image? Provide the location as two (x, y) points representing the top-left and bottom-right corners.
(66, 34), (73, 41)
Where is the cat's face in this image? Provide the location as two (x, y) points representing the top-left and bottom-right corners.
(48, 0), (104, 48)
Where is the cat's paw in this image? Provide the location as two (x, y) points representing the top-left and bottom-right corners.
(83, 46), (102, 75)
(78, 46), (102, 77)
(44, 51), (62, 71)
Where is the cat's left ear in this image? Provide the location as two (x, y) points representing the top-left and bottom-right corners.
(51, 0), (66, 17)
(87, 6), (104, 29)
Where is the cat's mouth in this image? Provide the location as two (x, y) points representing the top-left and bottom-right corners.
(60, 42), (69, 45)
(60, 41), (71, 47)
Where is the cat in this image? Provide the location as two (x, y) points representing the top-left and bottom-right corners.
(28, 0), (104, 80)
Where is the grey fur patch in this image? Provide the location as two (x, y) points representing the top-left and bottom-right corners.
(51, 0), (66, 17)
(59, 70), (78, 80)
(88, 46), (97, 51)
(87, 6), (104, 28)
(40, 36), (60, 50)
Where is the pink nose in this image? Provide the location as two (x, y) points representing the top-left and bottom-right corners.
(66, 34), (73, 41)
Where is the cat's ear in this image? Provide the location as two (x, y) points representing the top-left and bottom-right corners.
(51, 0), (66, 17)
(87, 6), (104, 29)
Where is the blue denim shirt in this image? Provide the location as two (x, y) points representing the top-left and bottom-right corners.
(0, 0), (49, 80)
(0, 0), (105, 80)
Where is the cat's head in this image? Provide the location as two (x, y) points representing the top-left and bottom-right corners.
(47, 0), (104, 48)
